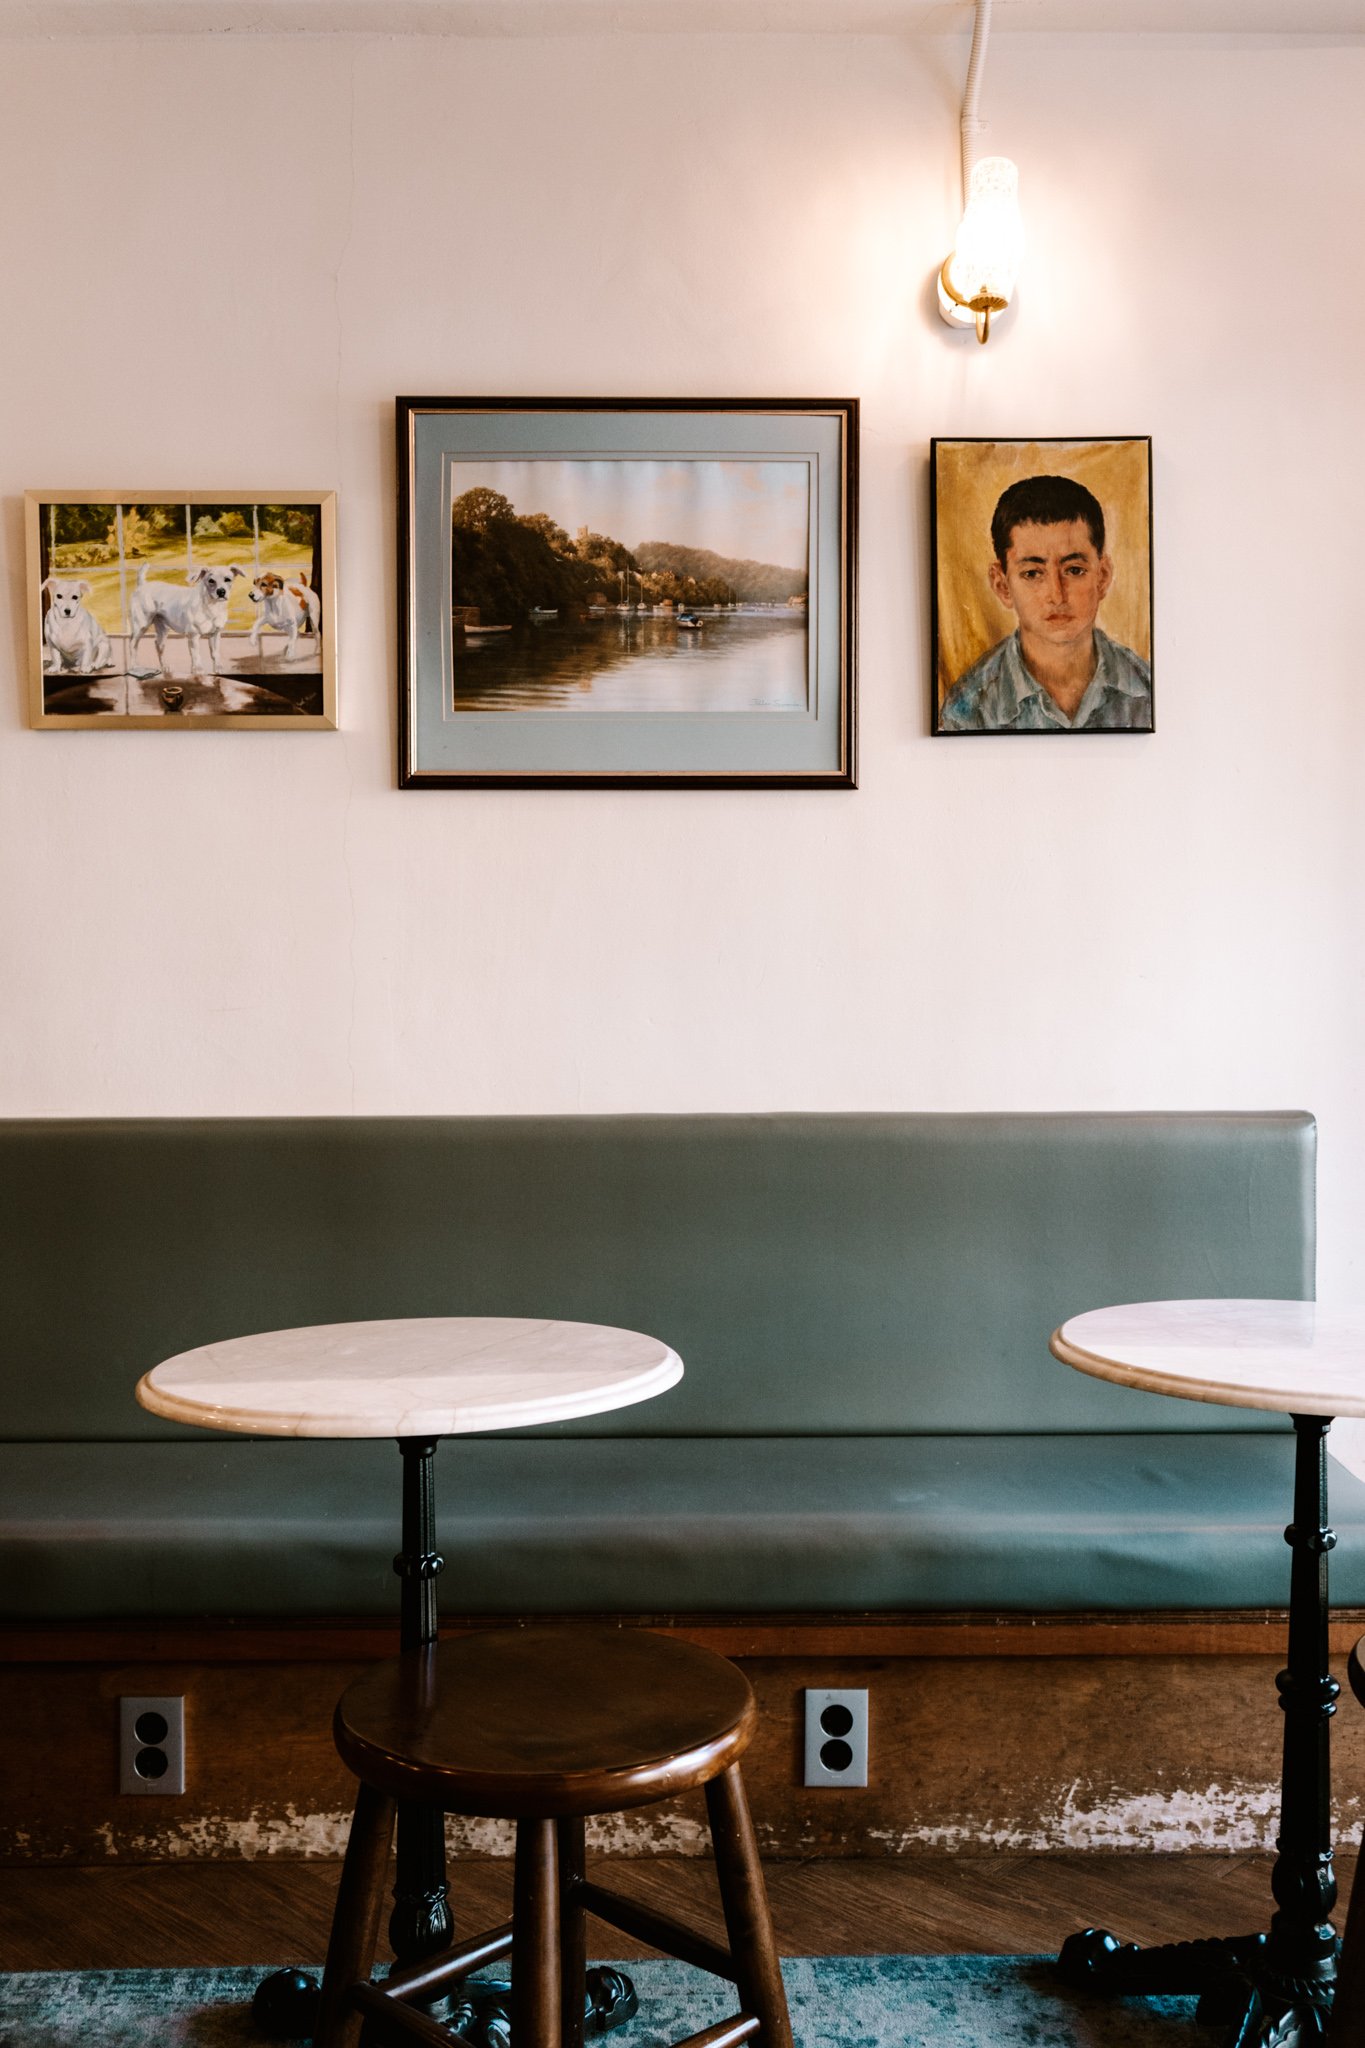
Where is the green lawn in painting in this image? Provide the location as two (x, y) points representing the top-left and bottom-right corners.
(44, 509), (317, 638)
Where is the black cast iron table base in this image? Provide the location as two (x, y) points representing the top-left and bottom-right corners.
(252, 1966), (640, 2044)
(1059, 1928), (1334, 2046)
(253, 1437), (640, 2041)
(1056, 1414), (1341, 2047)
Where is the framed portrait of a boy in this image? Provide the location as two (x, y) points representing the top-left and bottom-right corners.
(931, 437), (1153, 736)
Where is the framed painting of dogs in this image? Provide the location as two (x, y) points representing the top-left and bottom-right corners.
(26, 492), (337, 727)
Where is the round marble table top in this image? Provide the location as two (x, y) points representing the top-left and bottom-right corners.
(136, 1316), (684, 1439)
(1051, 1298), (1365, 1418)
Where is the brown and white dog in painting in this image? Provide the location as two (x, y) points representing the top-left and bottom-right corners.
(247, 568), (321, 662)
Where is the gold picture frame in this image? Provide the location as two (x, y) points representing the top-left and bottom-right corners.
(26, 491), (338, 730)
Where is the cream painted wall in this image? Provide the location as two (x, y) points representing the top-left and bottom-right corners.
(2, 29), (1363, 1295)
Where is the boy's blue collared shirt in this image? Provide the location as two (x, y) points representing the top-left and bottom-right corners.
(940, 626), (1153, 732)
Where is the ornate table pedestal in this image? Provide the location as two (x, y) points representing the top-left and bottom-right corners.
(1052, 1298), (1365, 2047)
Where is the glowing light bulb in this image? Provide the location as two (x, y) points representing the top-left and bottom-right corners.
(939, 155), (1024, 343)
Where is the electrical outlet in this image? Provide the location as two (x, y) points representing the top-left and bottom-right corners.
(119, 1696), (185, 1795)
(803, 1688), (868, 1787)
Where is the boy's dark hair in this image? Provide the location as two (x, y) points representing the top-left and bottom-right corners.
(991, 475), (1105, 564)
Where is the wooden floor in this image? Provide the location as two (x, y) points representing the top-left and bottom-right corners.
(2, 1853), (1354, 1971)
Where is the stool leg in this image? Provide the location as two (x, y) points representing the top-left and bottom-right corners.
(315, 1781), (398, 2048)
(511, 1816), (561, 2048)
(558, 1817), (587, 2048)
(705, 1765), (793, 2048)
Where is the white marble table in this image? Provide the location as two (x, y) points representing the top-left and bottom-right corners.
(136, 1314), (684, 1440)
(137, 1315), (682, 2035)
(1053, 1297), (1365, 1419)
(1051, 1297), (1365, 2046)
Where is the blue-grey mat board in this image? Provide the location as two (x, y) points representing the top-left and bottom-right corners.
(406, 405), (848, 776)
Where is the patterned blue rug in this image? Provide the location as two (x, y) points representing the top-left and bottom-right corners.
(0, 1956), (1203, 2044)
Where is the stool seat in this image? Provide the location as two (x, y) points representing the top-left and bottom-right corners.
(335, 1624), (757, 1818)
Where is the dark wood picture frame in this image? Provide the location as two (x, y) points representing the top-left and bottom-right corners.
(397, 397), (857, 788)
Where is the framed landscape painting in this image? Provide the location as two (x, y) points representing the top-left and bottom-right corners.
(931, 437), (1152, 736)
(26, 491), (337, 728)
(397, 398), (857, 787)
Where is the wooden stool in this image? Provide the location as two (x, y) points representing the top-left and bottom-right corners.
(314, 1624), (794, 2048)
(1328, 1637), (1365, 2045)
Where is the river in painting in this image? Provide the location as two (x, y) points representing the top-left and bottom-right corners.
(451, 608), (808, 715)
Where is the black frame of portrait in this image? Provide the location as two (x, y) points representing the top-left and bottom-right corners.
(397, 396), (858, 789)
(930, 435), (1154, 738)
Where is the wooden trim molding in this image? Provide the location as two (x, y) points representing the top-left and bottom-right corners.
(7, 1608), (1365, 1665)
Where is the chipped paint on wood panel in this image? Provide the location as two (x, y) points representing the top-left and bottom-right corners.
(22, 1787), (1365, 1862)
(52, 1807), (718, 1861)
(865, 1788), (1365, 1854)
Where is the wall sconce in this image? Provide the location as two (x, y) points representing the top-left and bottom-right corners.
(938, 0), (1023, 346)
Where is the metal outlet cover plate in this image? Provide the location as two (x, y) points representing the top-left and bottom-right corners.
(803, 1686), (869, 1788)
(119, 1695), (185, 1796)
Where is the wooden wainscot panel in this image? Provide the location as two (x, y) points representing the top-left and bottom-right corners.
(5, 1615), (1365, 1865)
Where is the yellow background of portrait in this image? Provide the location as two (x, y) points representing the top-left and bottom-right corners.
(934, 439), (1151, 713)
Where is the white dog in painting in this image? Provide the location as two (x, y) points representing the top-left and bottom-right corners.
(126, 561), (245, 677)
(247, 568), (321, 661)
(42, 578), (114, 673)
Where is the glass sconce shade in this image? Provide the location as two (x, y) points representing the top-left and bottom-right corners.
(947, 155), (1024, 308)
(941, 153), (1023, 337)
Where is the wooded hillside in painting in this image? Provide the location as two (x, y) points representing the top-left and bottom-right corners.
(633, 541), (806, 606)
(452, 487), (806, 623)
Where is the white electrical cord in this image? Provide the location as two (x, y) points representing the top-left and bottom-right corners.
(960, 0), (992, 200)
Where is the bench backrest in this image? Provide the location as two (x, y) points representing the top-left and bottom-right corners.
(0, 1111), (1314, 1441)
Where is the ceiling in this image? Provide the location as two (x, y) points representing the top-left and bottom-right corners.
(2, 0), (1360, 31)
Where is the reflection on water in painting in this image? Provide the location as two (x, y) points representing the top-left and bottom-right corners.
(451, 610), (808, 714)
